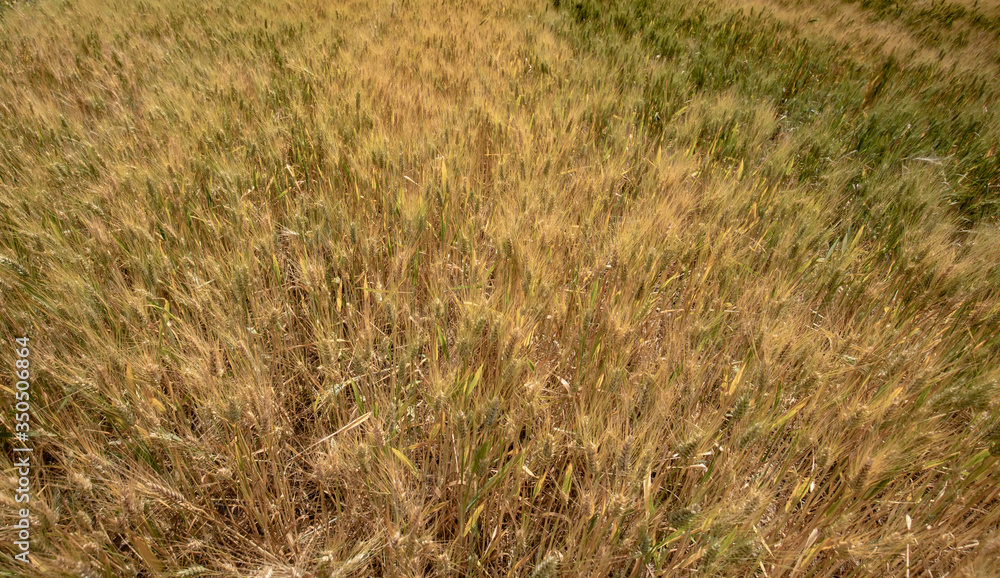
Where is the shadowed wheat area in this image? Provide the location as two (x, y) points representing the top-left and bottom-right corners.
(1, 0), (999, 575)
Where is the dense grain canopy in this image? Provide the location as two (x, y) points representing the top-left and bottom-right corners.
(1, 0), (999, 575)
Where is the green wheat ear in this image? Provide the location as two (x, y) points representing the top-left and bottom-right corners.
(668, 505), (699, 529)
(530, 550), (563, 578)
(675, 436), (699, 460)
(851, 458), (873, 493)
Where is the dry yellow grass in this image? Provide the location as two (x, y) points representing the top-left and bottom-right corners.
(1, 0), (999, 575)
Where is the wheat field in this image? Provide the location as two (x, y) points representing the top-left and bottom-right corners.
(1, 0), (999, 575)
